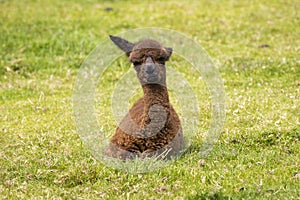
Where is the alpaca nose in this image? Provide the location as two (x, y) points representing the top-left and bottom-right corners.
(145, 57), (155, 74)
(145, 64), (155, 74)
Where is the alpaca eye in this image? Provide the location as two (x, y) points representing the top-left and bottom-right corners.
(157, 57), (165, 63)
(133, 61), (142, 66)
(159, 56), (165, 61)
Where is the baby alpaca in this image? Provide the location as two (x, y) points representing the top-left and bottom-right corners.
(103, 35), (183, 159)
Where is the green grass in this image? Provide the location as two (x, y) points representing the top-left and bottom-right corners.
(1, 0), (299, 199)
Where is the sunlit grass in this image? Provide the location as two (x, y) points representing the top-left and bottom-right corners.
(0, 0), (299, 199)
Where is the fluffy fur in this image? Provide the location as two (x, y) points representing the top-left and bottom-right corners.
(103, 36), (183, 159)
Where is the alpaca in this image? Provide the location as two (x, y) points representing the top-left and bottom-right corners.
(103, 35), (183, 160)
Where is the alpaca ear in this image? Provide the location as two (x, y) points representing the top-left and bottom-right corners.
(165, 47), (173, 60)
(110, 35), (134, 56)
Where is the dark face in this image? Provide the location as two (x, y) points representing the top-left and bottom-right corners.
(129, 48), (168, 85)
(109, 36), (172, 85)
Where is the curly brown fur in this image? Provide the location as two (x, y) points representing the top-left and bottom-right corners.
(103, 36), (183, 160)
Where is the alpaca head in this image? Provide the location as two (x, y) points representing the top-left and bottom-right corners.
(110, 35), (172, 85)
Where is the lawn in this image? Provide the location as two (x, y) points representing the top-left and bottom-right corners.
(0, 0), (299, 199)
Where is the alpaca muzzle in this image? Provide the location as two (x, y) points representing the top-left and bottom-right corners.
(143, 57), (160, 83)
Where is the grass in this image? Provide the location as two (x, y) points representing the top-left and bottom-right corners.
(1, 0), (299, 199)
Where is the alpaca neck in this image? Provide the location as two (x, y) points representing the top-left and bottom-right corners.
(142, 84), (170, 112)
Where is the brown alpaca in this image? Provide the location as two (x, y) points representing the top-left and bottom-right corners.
(103, 35), (183, 160)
